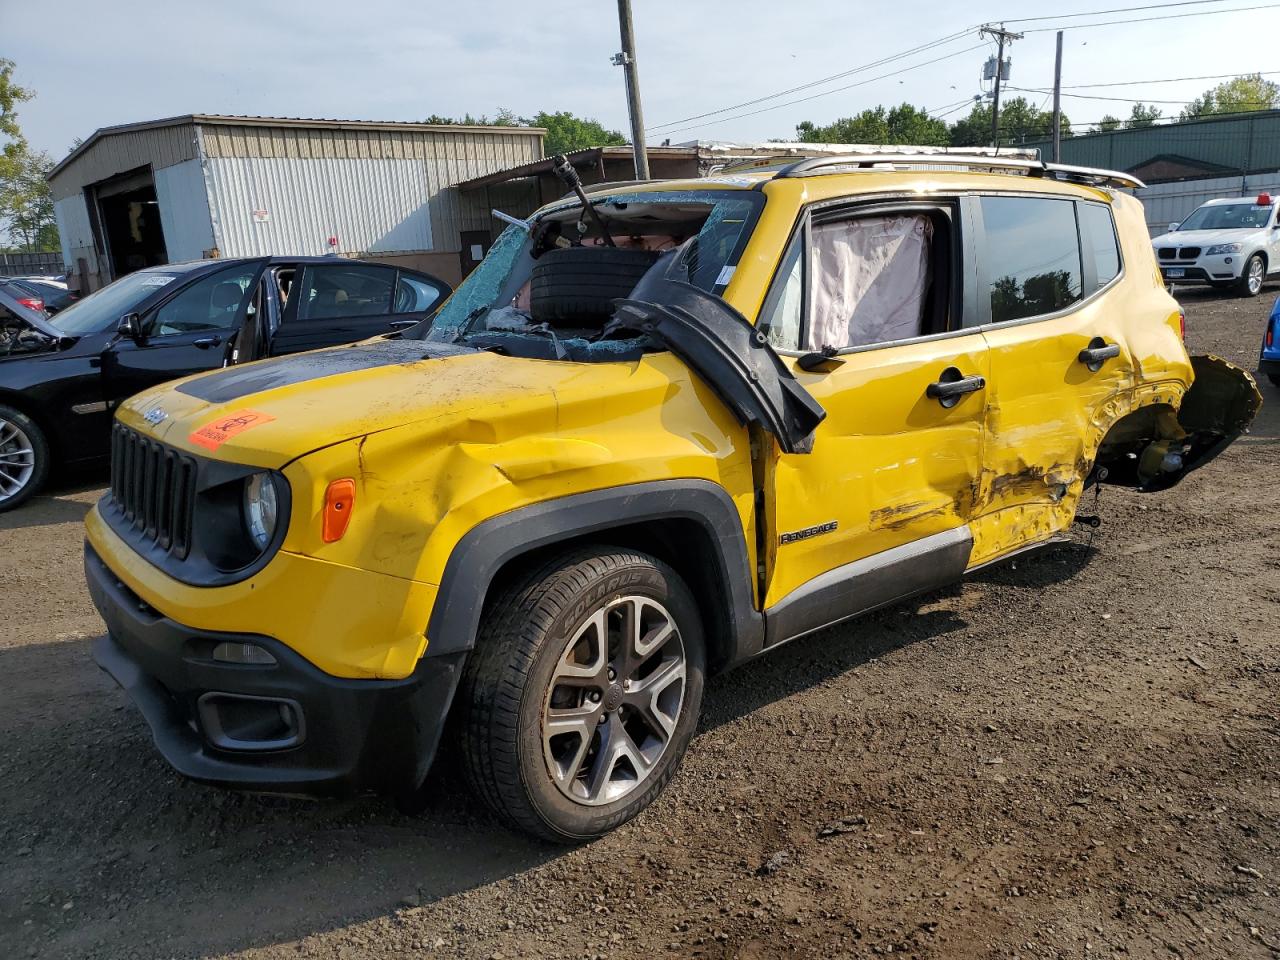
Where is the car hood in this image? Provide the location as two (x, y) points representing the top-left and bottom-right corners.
(114, 338), (593, 468)
(1151, 228), (1264, 247)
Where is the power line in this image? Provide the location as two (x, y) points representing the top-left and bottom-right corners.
(655, 44), (989, 139)
(1053, 69), (1280, 89)
(1002, 0), (1245, 23)
(1009, 85), (1197, 104)
(1016, 2), (1280, 32)
(645, 28), (977, 133)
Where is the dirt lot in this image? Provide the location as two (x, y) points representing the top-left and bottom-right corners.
(2, 287), (1278, 960)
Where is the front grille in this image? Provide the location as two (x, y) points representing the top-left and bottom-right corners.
(1158, 248), (1175, 260)
(1178, 246), (1201, 259)
(109, 424), (197, 558)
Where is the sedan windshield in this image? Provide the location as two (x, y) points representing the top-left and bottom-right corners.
(48, 271), (182, 335)
(1177, 203), (1273, 231)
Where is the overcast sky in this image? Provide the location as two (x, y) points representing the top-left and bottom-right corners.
(5, 0), (1279, 161)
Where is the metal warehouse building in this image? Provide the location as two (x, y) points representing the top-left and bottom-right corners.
(47, 114), (546, 292)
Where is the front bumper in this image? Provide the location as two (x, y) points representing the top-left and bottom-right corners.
(86, 543), (463, 797)
(1159, 263), (1236, 285)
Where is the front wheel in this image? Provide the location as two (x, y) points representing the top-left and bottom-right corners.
(1237, 253), (1266, 297)
(0, 404), (49, 512)
(457, 548), (705, 842)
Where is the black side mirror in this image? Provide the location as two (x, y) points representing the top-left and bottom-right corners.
(117, 313), (143, 341)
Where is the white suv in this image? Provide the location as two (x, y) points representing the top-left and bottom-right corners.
(1151, 194), (1280, 296)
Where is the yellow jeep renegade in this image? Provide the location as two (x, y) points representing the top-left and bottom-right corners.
(86, 150), (1261, 841)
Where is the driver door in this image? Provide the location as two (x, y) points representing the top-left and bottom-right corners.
(102, 262), (267, 407)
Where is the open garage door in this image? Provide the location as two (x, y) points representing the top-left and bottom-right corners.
(93, 167), (169, 280)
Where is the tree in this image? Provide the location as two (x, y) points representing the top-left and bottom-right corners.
(1126, 103), (1162, 128)
(526, 111), (626, 156)
(1094, 115), (1122, 133)
(948, 97), (1070, 147)
(422, 108), (625, 156)
(795, 103), (949, 146)
(0, 59), (59, 253)
(1181, 73), (1280, 120)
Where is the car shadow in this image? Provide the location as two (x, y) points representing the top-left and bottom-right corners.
(1, 548), (1085, 959)
(0, 494), (93, 531)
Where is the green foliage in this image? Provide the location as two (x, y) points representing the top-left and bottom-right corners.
(0, 59), (59, 253)
(525, 111), (626, 157)
(949, 97), (1071, 147)
(1181, 73), (1280, 119)
(795, 103), (949, 146)
(1095, 115), (1122, 132)
(1126, 103), (1162, 128)
(422, 108), (625, 156)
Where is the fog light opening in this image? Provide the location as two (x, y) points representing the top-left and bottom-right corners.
(211, 641), (277, 665)
(197, 692), (305, 751)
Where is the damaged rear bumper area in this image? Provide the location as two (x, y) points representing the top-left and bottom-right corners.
(1098, 355), (1262, 492)
(86, 544), (461, 798)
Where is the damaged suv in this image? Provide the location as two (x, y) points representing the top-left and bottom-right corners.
(86, 150), (1261, 842)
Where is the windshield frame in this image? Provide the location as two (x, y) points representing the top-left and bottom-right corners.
(1177, 202), (1273, 232)
(47, 266), (207, 336)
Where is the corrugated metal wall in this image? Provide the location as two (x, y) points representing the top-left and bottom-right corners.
(205, 156), (437, 257)
(48, 123), (199, 201)
(200, 124), (542, 254)
(1125, 172), (1280, 236)
(1024, 111), (1280, 174)
(153, 159), (216, 261)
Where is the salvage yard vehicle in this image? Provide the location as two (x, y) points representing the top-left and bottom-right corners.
(1261, 295), (1280, 387)
(86, 149), (1262, 842)
(1151, 193), (1280, 296)
(0, 256), (449, 510)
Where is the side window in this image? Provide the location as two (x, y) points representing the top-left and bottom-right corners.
(807, 213), (935, 351)
(297, 265), (394, 321)
(151, 266), (258, 336)
(981, 197), (1082, 324)
(394, 274), (444, 314)
(758, 231), (803, 350)
(1078, 202), (1121, 289)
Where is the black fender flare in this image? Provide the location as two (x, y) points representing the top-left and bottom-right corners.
(423, 480), (764, 665)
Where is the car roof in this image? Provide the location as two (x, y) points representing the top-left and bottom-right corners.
(1199, 196), (1275, 206)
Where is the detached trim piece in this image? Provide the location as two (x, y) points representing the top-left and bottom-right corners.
(764, 526), (973, 647)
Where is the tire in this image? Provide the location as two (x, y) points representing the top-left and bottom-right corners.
(456, 547), (705, 842)
(1237, 253), (1266, 298)
(529, 246), (661, 325)
(0, 404), (49, 512)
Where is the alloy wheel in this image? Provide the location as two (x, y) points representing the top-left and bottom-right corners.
(0, 416), (36, 504)
(541, 595), (687, 806)
(1248, 257), (1264, 295)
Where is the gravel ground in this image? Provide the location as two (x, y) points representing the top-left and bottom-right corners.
(1, 286), (1277, 960)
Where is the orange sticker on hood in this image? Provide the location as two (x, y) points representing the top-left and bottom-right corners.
(189, 409), (277, 451)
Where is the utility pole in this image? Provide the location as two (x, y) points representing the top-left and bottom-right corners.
(980, 24), (1023, 149)
(1051, 30), (1064, 162)
(612, 0), (650, 180)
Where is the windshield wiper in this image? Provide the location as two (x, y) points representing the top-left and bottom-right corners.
(551, 154), (614, 247)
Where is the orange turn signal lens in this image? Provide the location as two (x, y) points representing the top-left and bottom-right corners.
(322, 478), (356, 543)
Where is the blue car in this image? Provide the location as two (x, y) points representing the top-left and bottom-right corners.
(1263, 296), (1280, 387)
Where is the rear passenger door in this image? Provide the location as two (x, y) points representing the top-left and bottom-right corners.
(968, 194), (1133, 566)
(269, 263), (440, 355)
(760, 198), (990, 643)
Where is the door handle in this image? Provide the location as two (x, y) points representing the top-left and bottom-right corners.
(193, 336), (222, 349)
(1078, 337), (1120, 372)
(926, 367), (985, 408)
(388, 319), (420, 330)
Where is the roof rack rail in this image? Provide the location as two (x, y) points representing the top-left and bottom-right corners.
(774, 151), (1144, 190)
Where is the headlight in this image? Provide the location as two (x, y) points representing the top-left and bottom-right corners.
(243, 472), (280, 551)
(1206, 243), (1242, 255)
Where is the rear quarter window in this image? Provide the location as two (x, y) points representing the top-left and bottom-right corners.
(1078, 202), (1121, 290)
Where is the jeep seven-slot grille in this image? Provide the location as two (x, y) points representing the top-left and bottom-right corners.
(109, 424), (197, 558)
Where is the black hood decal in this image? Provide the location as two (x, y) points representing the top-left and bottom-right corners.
(175, 339), (477, 404)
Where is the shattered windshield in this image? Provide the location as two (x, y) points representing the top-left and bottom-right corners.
(412, 190), (764, 359)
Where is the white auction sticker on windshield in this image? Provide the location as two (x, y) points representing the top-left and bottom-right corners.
(714, 265), (736, 287)
(139, 275), (176, 287)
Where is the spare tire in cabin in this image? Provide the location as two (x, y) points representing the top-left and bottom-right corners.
(529, 245), (662, 326)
